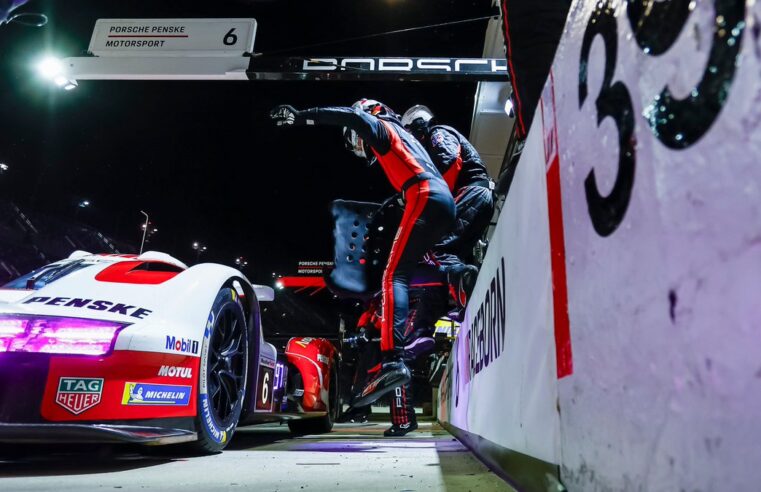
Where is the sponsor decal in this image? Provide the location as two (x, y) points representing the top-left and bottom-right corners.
(122, 382), (191, 405)
(316, 354), (329, 364)
(260, 356), (276, 369)
(165, 336), (199, 355)
(294, 337), (313, 349)
(55, 377), (104, 415)
(200, 311), (227, 444)
(201, 394), (226, 443)
(467, 258), (507, 378)
(23, 296), (152, 319)
(157, 365), (193, 379)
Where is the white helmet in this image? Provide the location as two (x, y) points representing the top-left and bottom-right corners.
(401, 104), (434, 129)
(343, 99), (395, 160)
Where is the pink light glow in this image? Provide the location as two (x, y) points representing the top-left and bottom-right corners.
(0, 315), (124, 355)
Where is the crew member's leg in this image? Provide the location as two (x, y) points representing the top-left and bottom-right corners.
(431, 185), (494, 307)
(353, 180), (454, 407)
(433, 185), (494, 269)
(387, 381), (417, 436)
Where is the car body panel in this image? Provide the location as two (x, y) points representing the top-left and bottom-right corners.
(0, 251), (338, 446)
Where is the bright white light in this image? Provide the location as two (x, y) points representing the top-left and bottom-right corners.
(0, 163), (8, 172)
(64, 80), (78, 91)
(38, 56), (64, 80)
(275, 281), (284, 290)
(53, 75), (68, 87)
(504, 98), (514, 117)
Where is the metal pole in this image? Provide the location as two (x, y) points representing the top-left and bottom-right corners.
(139, 210), (149, 254)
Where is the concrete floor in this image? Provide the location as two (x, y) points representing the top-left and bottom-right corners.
(0, 420), (512, 492)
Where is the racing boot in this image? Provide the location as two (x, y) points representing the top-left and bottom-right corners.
(384, 420), (418, 437)
(337, 405), (371, 424)
(384, 382), (417, 437)
(352, 350), (411, 408)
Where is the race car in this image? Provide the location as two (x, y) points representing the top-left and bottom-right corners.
(0, 251), (340, 452)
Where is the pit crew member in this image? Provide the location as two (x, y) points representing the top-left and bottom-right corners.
(270, 99), (455, 410)
(401, 105), (495, 311)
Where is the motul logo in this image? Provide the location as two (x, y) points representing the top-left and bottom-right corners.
(157, 365), (193, 379)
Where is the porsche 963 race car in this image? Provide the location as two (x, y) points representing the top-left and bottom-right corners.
(0, 251), (339, 452)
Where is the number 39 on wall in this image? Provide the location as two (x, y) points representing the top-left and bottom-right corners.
(578, 0), (746, 237)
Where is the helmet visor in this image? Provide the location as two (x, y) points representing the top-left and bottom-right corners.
(343, 126), (366, 158)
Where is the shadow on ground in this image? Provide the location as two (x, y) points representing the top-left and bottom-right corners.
(0, 425), (293, 478)
(0, 443), (175, 477)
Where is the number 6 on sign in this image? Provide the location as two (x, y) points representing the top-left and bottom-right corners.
(88, 18), (256, 57)
(223, 28), (237, 46)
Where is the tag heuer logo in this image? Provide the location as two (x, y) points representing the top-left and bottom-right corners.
(55, 377), (104, 415)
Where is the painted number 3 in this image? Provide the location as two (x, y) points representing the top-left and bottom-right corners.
(578, 0), (746, 237)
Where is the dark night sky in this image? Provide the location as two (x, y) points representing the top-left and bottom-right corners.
(0, 0), (495, 284)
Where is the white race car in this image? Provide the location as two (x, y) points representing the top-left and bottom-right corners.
(0, 251), (339, 452)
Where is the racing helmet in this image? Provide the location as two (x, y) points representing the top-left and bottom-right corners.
(353, 98), (396, 118)
(343, 98), (397, 161)
(401, 104), (434, 141)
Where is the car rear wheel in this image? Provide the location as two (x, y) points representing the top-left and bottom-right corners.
(193, 287), (248, 453)
(287, 357), (339, 436)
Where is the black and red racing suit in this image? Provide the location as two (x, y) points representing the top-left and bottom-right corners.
(424, 124), (495, 272)
(300, 106), (456, 353)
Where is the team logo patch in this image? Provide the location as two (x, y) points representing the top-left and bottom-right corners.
(56, 377), (104, 415)
(122, 382), (191, 406)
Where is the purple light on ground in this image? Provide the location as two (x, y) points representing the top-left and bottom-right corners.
(0, 315), (124, 355)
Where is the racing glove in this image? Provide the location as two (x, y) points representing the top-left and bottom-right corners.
(270, 105), (313, 126)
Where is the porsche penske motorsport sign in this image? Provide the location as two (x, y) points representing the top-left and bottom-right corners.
(88, 18), (256, 57)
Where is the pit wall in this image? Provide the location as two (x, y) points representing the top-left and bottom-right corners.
(439, 1), (761, 491)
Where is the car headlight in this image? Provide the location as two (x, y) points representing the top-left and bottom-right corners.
(0, 314), (126, 356)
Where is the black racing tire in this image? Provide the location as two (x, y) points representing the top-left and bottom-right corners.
(288, 357), (340, 436)
(192, 287), (248, 453)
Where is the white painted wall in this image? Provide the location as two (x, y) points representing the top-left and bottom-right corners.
(442, 1), (761, 490)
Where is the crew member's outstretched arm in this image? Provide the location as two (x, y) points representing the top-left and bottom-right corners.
(271, 105), (391, 154)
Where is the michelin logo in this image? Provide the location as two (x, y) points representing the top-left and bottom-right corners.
(165, 336), (199, 355)
(122, 382), (191, 405)
(201, 394), (227, 444)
